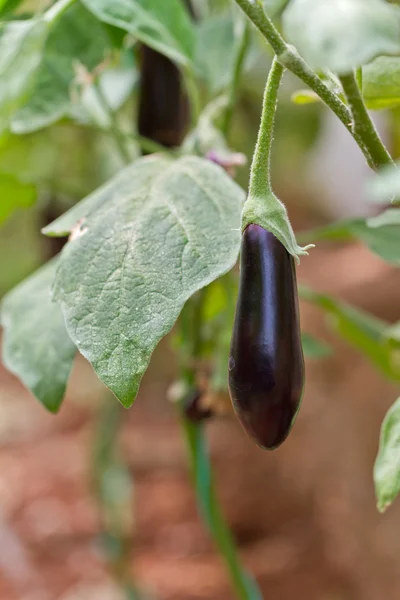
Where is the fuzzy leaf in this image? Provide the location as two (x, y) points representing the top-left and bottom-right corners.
(1, 257), (76, 412)
(53, 155), (244, 406)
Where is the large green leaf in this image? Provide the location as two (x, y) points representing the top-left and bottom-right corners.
(52, 155), (244, 406)
(363, 56), (400, 109)
(282, 0), (400, 74)
(195, 15), (237, 95)
(0, 174), (36, 224)
(374, 397), (400, 512)
(0, 18), (48, 134)
(1, 257), (76, 412)
(81, 0), (195, 67)
(11, 4), (116, 134)
(298, 215), (400, 265)
(300, 286), (400, 380)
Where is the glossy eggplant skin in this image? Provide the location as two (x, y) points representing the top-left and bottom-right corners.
(137, 46), (189, 148)
(228, 224), (304, 450)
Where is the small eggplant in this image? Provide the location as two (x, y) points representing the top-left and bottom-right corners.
(228, 224), (304, 450)
(183, 389), (214, 423)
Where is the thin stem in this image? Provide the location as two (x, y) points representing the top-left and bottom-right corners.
(339, 71), (394, 168)
(177, 291), (262, 600)
(248, 56), (284, 200)
(232, 0), (391, 171)
(222, 19), (251, 136)
(93, 81), (133, 165)
(180, 418), (262, 600)
(44, 0), (76, 24)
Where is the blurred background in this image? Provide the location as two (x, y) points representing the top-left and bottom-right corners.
(1, 0), (400, 599)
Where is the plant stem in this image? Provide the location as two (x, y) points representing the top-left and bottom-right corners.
(93, 81), (133, 165)
(180, 418), (262, 600)
(248, 56), (284, 200)
(222, 19), (251, 136)
(232, 0), (392, 171)
(177, 290), (262, 600)
(44, 0), (76, 24)
(339, 71), (394, 168)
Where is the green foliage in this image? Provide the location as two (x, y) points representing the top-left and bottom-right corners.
(363, 57), (400, 110)
(299, 215), (400, 266)
(1, 257), (76, 412)
(0, 17), (48, 135)
(195, 14), (237, 94)
(374, 397), (400, 512)
(81, 0), (195, 68)
(300, 286), (400, 381)
(0, 174), (36, 224)
(282, 0), (400, 74)
(11, 3), (119, 134)
(301, 333), (332, 359)
(51, 155), (244, 406)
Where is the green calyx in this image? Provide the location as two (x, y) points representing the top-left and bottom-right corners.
(241, 192), (314, 264)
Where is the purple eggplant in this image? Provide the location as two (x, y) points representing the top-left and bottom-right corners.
(228, 224), (304, 450)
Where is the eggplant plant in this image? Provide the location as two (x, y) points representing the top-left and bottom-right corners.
(1, 0), (400, 598)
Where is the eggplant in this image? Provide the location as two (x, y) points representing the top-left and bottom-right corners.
(183, 389), (214, 423)
(137, 45), (189, 148)
(228, 224), (304, 450)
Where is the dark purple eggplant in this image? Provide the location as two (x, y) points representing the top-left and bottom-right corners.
(183, 389), (214, 423)
(228, 224), (304, 450)
(137, 45), (189, 148)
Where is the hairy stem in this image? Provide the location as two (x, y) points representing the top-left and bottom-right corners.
(248, 56), (284, 200)
(232, 0), (392, 170)
(339, 71), (394, 168)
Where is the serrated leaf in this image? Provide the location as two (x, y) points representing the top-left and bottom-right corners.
(11, 4), (117, 134)
(298, 216), (400, 265)
(195, 15), (237, 95)
(301, 333), (332, 359)
(0, 174), (36, 224)
(0, 18), (48, 134)
(1, 257), (76, 412)
(368, 162), (400, 205)
(53, 155), (244, 406)
(300, 285), (400, 380)
(283, 0), (400, 74)
(363, 56), (400, 109)
(374, 397), (400, 512)
(81, 0), (195, 68)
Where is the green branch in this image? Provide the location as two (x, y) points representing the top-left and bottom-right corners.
(339, 71), (394, 168)
(232, 0), (392, 171)
(180, 418), (262, 600)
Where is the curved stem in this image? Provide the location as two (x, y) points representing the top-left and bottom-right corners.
(339, 71), (394, 168)
(248, 56), (284, 200)
(232, 0), (392, 171)
(222, 19), (251, 136)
